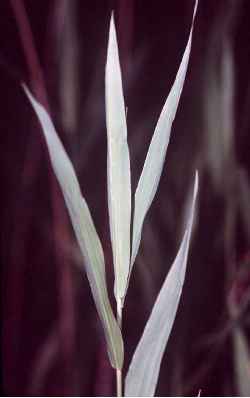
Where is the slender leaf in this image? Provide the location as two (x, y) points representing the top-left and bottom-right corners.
(23, 85), (124, 369)
(105, 14), (131, 301)
(125, 172), (198, 397)
(234, 327), (250, 396)
(130, 0), (198, 268)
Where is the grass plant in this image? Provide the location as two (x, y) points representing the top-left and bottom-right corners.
(22, 0), (199, 395)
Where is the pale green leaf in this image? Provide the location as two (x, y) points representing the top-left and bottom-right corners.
(23, 85), (124, 369)
(125, 172), (198, 397)
(234, 327), (250, 396)
(105, 14), (131, 301)
(131, 0), (198, 268)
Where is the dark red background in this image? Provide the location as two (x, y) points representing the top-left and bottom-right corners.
(1, 0), (250, 396)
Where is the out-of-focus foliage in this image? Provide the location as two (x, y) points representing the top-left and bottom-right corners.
(1, 0), (250, 396)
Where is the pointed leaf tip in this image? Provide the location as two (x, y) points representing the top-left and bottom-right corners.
(125, 173), (198, 396)
(23, 85), (124, 369)
(105, 13), (131, 301)
(130, 0), (198, 275)
(193, 0), (199, 22)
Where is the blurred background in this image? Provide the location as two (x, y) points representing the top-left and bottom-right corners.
(1, 0), (250, 395)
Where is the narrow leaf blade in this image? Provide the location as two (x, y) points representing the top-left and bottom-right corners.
(131, 0), (198, 268)
(105, 14), (131, 301)
(234, 327), (250, 396)
(125, 172), (198, 397)
(23, 85), (124, 369)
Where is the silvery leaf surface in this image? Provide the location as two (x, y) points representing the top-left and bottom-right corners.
(105, 14), (131, 301)
(130, 0), (198, 269)
(125, 172), (198, 397)
(23, 85), (124, 370)
(234, 327), (250, 396)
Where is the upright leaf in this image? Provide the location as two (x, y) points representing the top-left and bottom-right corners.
(131, 0), (198, 268)
(105, 14), (131, 301)
(234, 327), (250, 396)
(125, 172), (198, 397)
(23, 85), (124, 369)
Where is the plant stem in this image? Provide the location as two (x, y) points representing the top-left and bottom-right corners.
(116, 298), (123, 397)
(116, 368), (122, 398)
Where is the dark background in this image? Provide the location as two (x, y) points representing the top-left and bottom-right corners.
(1, 0), (250, 396)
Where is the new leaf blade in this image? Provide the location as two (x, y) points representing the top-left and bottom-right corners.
(105, 14), (131, 301)
(125, 172), (198, 397)
(131, 0), (198, 268)
(23, 85), (124, 369)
